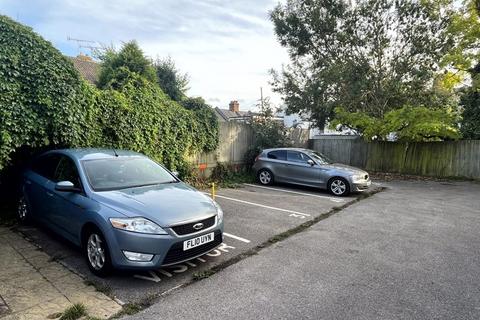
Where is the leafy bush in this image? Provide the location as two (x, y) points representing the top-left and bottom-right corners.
(0, 15), (99, 170)
(0, 16), (219, 203)
(182, 97), (219, 152)
(210, 163), (255, 188)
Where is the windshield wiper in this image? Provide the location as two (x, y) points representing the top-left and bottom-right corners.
(161, 180), (178, 184)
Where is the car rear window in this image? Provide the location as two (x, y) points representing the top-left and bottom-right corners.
(267, 150), (287, 161)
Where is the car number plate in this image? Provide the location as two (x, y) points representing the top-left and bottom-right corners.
(183, 232), (214, 251)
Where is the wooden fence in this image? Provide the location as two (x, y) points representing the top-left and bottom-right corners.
(310, 136), (480, 179)
(189, 122), (310, 175)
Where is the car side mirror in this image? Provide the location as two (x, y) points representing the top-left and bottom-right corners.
(55, 181), (79, 192)
(307, 159), (315, 166)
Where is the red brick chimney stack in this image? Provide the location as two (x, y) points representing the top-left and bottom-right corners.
(229, 100), (240, 112)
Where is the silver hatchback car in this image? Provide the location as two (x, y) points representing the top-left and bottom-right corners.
(252, 148), (371, 196)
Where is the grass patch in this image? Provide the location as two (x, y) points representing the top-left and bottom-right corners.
(192, 270), (216, 280)
(59, 303), (87, 320)
(117, 303), (142, 316)
(214, 171), (255, 189)
(112, 294), (156, 318)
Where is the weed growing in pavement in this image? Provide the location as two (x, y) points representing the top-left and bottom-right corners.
(83, 280), (113, 297)
(192, 270), (216, 280)
(112, 294), (157, 318)
(59, 303), (87, 320)
(184, 162), (255, 190)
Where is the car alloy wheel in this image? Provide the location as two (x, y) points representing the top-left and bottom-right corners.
(17, 196), (29, 223)
(258, 170), (273, 185)
(329, 178), (349, 196)
(84, 229), (112, 277)
(87, 233), (106, 270)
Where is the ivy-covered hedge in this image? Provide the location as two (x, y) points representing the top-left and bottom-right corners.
(0, 15), (99, 169)
(95, 71), (215, 169)
(0, 15), (218, 173)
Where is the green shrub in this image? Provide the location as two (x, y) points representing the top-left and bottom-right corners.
(0, 16), (219, 205)
(0, 15), (99, 170)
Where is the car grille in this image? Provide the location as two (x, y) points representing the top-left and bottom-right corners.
(162, 230), (222, 265)
(171, 216), (216, 235)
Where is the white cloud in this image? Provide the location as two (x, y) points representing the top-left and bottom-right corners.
(1, 0), (289, 111)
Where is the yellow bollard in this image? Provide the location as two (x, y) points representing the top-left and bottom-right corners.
(211, 182), (216, 201)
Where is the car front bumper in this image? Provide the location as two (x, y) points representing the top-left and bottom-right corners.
(352, 179), (371, 192)
(105, 221), (224, 270)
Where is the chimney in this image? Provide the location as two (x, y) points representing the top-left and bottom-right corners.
(229, 100), (240, 112)
(77, 53), (93, 61)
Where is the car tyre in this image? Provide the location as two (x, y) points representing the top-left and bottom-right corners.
(17, 195), (32, 224)
(328, 177), (350, 196)
(257, 169), (274, 186)
(83, 227), (112, 277)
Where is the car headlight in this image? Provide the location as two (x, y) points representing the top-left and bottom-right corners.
(109, 217), (168, 235)
(351, 174), (366, 183)
(212, 200), (224, 223)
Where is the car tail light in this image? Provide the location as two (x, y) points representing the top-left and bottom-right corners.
(254, 154), (260, 162)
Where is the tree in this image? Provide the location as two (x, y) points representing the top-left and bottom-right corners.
(441, 0), (480, 74)
(97, 41), (157, 88)
(154, 56), (189, 102)
(446, 0), (480, 139)
(331, 106), (461, 142)
(270, 0), (453, 129)
(245, 97), (291, 165)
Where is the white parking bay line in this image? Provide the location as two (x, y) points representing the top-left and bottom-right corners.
(224, 232), (251, 243)
(243, 183), (344, 203)
(207, 193), (311, 217)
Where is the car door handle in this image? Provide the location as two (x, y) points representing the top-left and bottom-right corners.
(46, 192), (54, 197)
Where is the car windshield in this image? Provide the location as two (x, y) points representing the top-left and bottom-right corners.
(309, 151), (333, 165)
(83, 157), (177, 191)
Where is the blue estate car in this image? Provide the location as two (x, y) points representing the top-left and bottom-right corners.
(18, 149), (224, 276)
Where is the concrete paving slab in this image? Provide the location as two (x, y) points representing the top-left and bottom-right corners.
(0, 227), (121, 319)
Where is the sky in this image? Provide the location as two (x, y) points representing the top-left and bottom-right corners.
(0, 0), (289, 111)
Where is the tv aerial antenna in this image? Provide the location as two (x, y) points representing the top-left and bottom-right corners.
(67, 36), (102, 55)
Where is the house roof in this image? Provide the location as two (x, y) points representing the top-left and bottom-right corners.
(215, 108), (256, 121)
(69, 55), (100, 84)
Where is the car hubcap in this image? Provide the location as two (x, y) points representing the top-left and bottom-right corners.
(259, 171), (271, 184)
(18, 197), (27, 220)
(87, 234), (105, 270)
(331, 180), (346, 195)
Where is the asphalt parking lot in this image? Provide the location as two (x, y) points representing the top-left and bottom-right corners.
(16, 182), (379, 304)
(125, 180), (480, 320)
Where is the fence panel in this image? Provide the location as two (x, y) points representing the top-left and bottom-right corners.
(310, 137), (480, 179)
